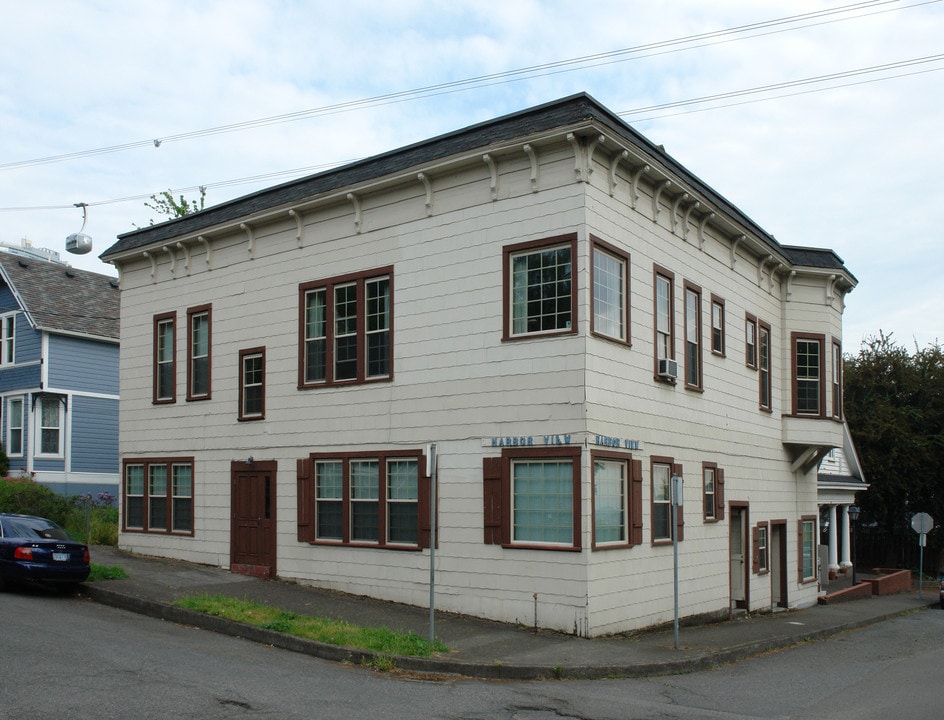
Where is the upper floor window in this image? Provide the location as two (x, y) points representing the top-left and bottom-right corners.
(1, 313), (15, 365)
(711, 296), (725, 356)
(6, 397), (23, 456)
(591, 238), (630, 344)
(239, 347), (265, 420)
(36, 396), (63, 457)
(684, 282), (702, 389)
(299, 268), (393, 387)
(187, 305), (211, 401)
(504, 235), (576, 340)
(653, 266), (676, 380)
(745, 313), (758, 368)
(793, 333), (824, 416)
(759, 320), (772, 411)
(153, 312), (176, 404)
(832, 339), (842, 419)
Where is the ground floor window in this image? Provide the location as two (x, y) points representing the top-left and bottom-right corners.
(753, 522), (769, 574)
(6, 397), (23, 456)
(591, 451), (643, 548)
(482, 446), (581, 550)
(123, 458), (194, 534)
(298, 449), (429, 548)
(651, 457), (684, 544)
(799, 516), (816, 582)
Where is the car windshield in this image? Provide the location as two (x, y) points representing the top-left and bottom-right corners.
(0, 517), (71, 541)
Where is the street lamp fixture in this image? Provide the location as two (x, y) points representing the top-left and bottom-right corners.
(848, 505), (860, 586)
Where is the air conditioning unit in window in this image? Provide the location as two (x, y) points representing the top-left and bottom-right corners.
(657, 358), (678, 379)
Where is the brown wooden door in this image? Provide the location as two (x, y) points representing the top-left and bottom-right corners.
(230, 460), (277, 578)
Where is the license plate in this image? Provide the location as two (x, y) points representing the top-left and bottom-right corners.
(52, 552), (70, 562)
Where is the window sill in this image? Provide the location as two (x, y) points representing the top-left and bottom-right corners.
(501, 542), (581, 552)
(303, 539), (422, 551)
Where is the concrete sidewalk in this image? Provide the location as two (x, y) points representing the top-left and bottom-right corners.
(81, 546), (940, 680)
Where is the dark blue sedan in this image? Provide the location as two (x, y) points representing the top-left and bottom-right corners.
(0, 513), (91, 591)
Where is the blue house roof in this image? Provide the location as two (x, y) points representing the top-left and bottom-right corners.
(0, 253), (120, 341)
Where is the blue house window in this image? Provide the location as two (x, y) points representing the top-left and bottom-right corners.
(37, 396), (62, 457)
(1, 313), (14, 366)
(6, 397), (23, 456)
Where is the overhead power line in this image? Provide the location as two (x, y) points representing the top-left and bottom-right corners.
(0, 0), (936, 173)
(0, 51), (940, 215)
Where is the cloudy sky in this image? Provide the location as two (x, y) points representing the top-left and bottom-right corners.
(1, 0), (941, 351)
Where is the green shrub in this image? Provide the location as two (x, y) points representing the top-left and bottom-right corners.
(0, 475), (71, 525)
(0, 477), (119, 545)
(0, 445), (8, 477)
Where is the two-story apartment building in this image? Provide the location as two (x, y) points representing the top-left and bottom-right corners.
(101, 93), (856, 636)
(0, 249), (120, 495)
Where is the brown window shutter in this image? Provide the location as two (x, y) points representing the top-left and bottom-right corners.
(672, 463), (684, 542)
(715, 467), (725, 521)
(630, 458), (644, 546)
(483, 457), (503, 545)
(752, 525), (761, 574)
(417, 463), (432, 549)
(296, 457), (314, 542)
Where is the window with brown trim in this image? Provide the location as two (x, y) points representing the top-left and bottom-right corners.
(753, 522), (769, 574)
(651, 457), (684, 543)
(482, 446), (581, 550)
(123, 458), (194, 535)
(591, 450), (643, 548)
(591, 236), (630, 345)
(745, 313), (757, 369)
(832, 338), (842, 419)
(238, 347), (265, 420)
(503, 234), (577, 340)
(187, 304), (211, 401)
(297, 449), (429, 548)
(702, 462), (725, 522)
(684, 281), (702, 389)
(759, 320), (772, 411)
(298, 268), (393, 388)
(710, 296), (725, 356)
(798, 516), (817, 582)
(792, 332), (825, 416)
(653, 265), (676, 380)
(153, 312), (176, 404)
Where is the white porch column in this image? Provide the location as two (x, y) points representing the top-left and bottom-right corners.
(827, 504), (839, 571)
(839, 504), (852, 567)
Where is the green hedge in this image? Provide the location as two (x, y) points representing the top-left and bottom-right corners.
(0, 476), (119, 544)
(0, 475), (71, 525)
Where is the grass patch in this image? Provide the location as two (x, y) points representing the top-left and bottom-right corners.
(87, 563), (130, 582)
(173, 594), (448, 658)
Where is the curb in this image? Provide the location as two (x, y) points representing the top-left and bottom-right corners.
(80, 583), (939, 681)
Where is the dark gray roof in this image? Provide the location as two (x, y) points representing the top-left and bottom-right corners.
(781, 245), (856, 278)
(100, 92), (852, 277)
(0, 253), (120, 340)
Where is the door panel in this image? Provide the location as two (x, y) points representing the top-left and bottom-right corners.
(231, 461), (277, 578)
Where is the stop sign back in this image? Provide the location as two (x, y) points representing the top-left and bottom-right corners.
(911, 512), (934, 534)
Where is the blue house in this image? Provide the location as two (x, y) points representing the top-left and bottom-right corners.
(0, 250), (120, 496)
